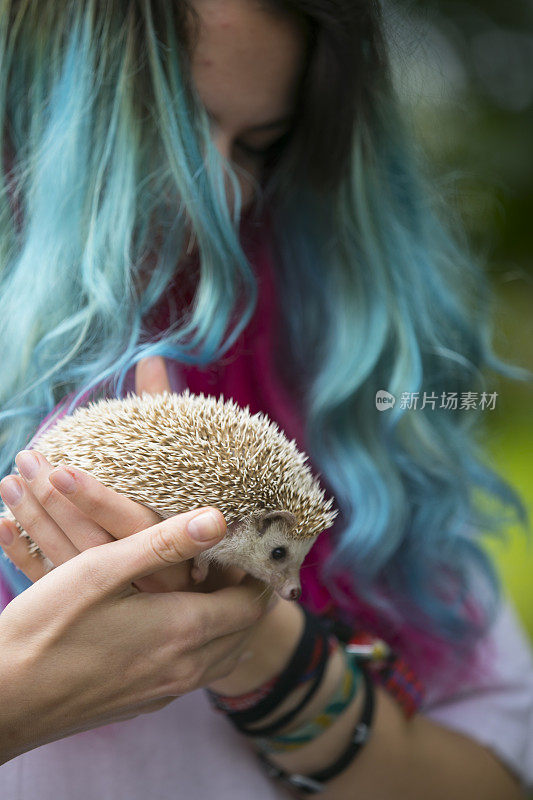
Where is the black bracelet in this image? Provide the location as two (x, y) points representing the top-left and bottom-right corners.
(218, 607), (330, 732)
(239, 628), (330, 737)
(256, 662), (375, 795)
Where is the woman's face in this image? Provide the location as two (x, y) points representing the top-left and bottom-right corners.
(188, 0), (306, 211)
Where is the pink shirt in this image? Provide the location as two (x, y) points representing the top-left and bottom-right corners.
(1, 214), (532, 795)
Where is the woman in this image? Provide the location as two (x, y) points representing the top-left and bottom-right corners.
(0, 0), (531, 797)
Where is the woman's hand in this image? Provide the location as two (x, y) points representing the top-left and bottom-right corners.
(0, 506), (272, 766)
(0, 355), (278, 765)
(0, 355), (241, 594)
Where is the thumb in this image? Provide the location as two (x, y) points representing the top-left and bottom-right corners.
(78, 507), (226, 597)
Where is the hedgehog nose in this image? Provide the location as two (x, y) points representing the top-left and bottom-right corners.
(280, 583), (301, 602)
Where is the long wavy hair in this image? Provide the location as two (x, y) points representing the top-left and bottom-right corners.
(0, 0), (529, 683)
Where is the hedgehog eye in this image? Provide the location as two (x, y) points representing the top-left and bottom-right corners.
(271, 546), (287, 561)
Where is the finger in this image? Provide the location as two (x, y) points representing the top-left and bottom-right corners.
(113, 696), (176, 720)
(125, 602), (257, 697)
(78, 506), (227, 597)
(0, 471), (79, 568)
(171, 572), (273, 649)
(135, 356), (171, 396)
(238, 573), (280, 615)
(14, 450), (113, 556)
(193, 562), (246, 593)
(48, 456), (194, 595)
(189, 625), (258, 688)
(133, 562), (193, 595)
(9, 452), (189, 595)
(0, 518), (48, 583)
(48, 461), (162, 541)
(238, 572), (275, 607)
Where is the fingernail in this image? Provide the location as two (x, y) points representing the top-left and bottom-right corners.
(49, 468), (76, 493)
(0, 477), (23, 506)
(0, 521), (14, 546)
(187, 510), (225, 542)
(16, 450), (39, 481)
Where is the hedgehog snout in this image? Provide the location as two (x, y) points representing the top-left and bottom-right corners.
(279, 580), (302, 602)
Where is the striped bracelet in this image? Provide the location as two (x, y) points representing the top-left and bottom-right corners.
(255, 647), (362, 754)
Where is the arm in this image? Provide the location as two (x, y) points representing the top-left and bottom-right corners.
(208, 600), (528, 800)
(0, 507), (272, 766)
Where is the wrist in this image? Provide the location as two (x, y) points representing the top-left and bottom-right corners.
(264, 667), (366, 778)
(245, 639), (348, 738)
(208, 598), (304, 696)
(206, 605), (377, 793)
(207, 602), (356, 743)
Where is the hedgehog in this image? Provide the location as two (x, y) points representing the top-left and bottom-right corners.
(1, 390), (338, 601)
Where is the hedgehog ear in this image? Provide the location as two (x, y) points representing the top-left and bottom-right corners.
(256, 510), (297, 536)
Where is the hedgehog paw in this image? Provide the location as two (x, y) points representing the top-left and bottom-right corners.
(190, 557), (209, 585)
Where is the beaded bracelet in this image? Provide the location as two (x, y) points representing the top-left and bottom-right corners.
(256, 662), (375, 795)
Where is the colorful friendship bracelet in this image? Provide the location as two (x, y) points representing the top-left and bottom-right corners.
(346, 631), (425, 718)
(257, 663), (375, 795)
(205, 672), (278, 714)
(205, 632), (337, 716)
(322, 616), (426, 717)
(256, 647), (362, 754)
(249, 620), (423, 794)
(206, 606), (425, 795)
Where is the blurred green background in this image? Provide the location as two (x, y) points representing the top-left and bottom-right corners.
(385, 1), (533, 640)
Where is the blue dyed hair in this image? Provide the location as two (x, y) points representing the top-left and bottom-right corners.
(0, 0), (530, 657)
